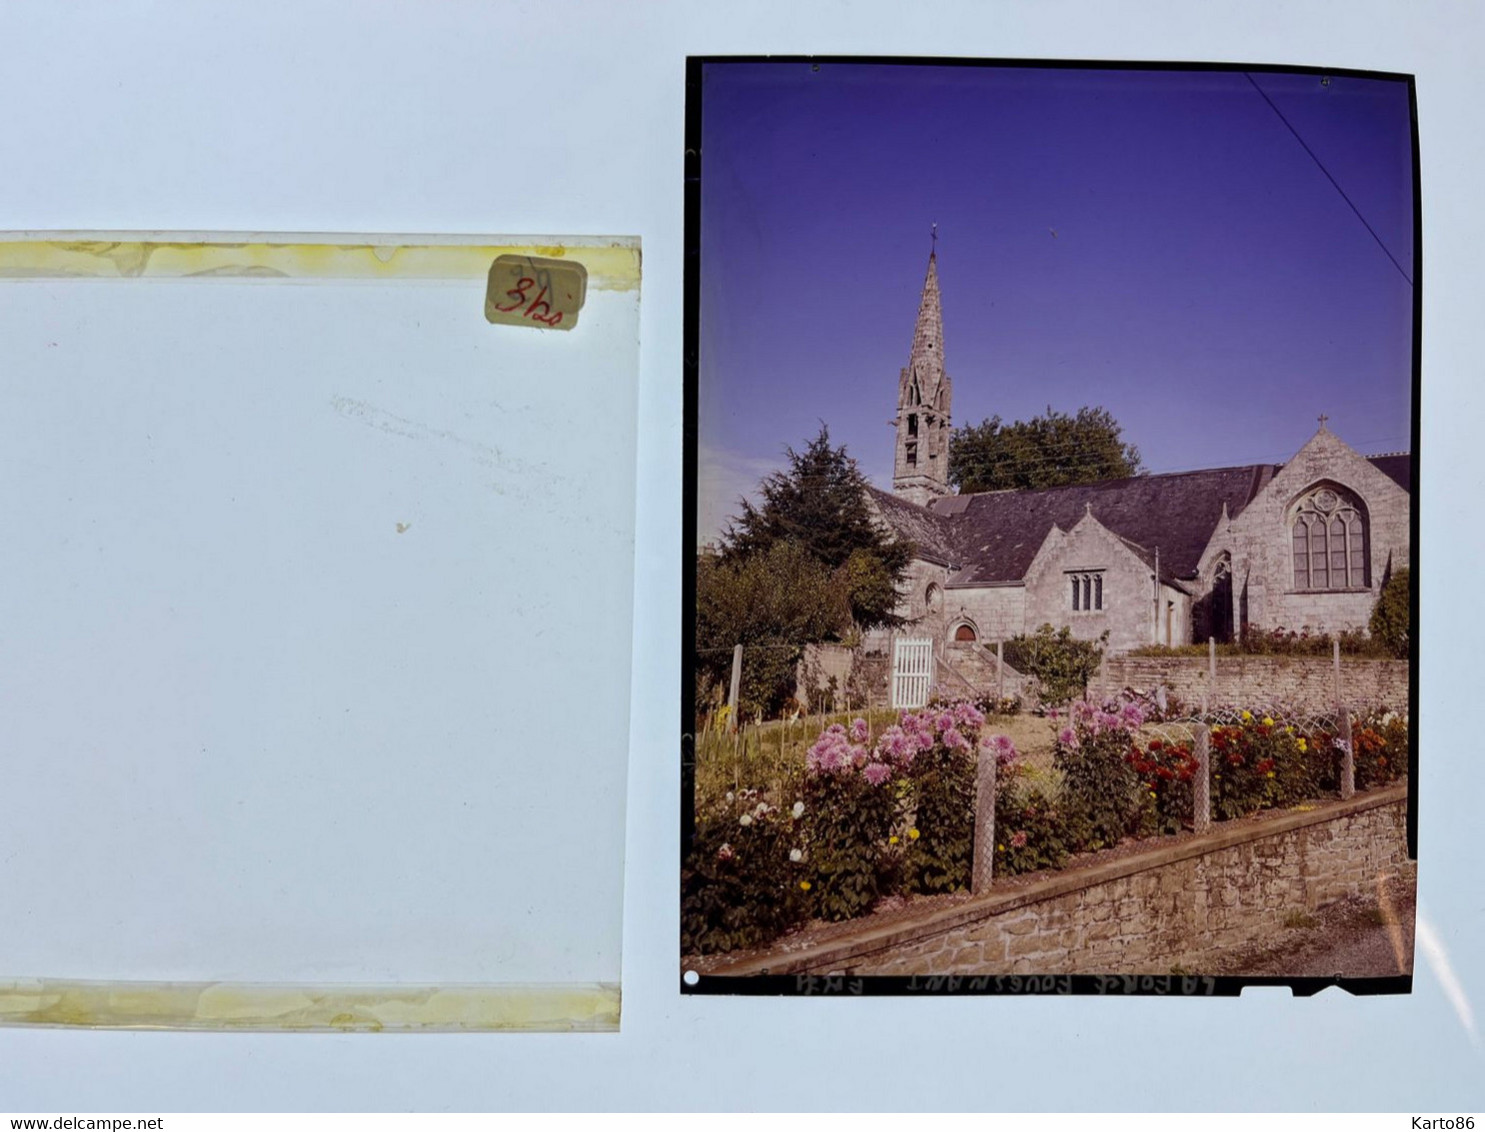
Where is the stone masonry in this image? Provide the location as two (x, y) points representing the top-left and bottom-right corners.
(705, 786), (1411, 977)
(1092, 654), (1409, 712)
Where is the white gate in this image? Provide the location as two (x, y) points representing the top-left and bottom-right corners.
(891, 637), (934, 709)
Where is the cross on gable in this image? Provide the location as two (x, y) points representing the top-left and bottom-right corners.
(1317, 412), (1329, 430)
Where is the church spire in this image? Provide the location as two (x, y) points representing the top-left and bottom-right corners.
(892, 241), (954, 507)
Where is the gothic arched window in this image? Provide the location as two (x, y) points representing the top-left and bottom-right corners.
(952, 622), (977, 642)
(1291, 485), (1368, 590)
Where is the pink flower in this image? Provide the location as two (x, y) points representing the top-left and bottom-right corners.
(935, 711), (956, 732)
(1119, 702), (1146, 728)
(983, 733), (1018, 764)
(849, 718), (870, 744)
(1057, 726), (1079, 748)
(1010, 831), (1028, 849)
(862, 761), (892, 786)
(942, 726), (969, 752)
(954, 702), (986, 729)
(717, 843), (734, 861)
(806, 731), (851, 774)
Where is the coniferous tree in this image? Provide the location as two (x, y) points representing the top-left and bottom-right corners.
(722, 426), (913, 630)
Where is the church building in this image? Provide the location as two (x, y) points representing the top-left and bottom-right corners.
(866, 251), (1412, 657)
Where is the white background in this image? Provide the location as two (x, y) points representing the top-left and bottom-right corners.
(0, 275), (637, 985)
(1, 0), (1482, 1112)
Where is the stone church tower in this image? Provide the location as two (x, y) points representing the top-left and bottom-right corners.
(892, 248), (953, 507)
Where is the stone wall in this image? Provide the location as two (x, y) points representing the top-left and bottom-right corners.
(796, 644), (855, 712)
(707, 786), (1410, 977)
(1090, 654), (1409, 711)
(942, 584), (1026, 645)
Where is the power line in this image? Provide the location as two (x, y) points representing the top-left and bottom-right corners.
(1243, 72), (1413, 288)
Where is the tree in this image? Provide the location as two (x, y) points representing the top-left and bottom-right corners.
(722, 425), (913, 629)
(1369, 567), (1410, 659)
(695, 540), (851, 718)
(948, 405), (1143, 493)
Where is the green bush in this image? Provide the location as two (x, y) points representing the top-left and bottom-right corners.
(1348, 709), (1410, 790)
(900, 737), (976, 895)
(1004, 624), (1106, 707)
(682, 789), (811, 955)
(1126, 737), (1199, 835)
(1369, 568), (1410, 659)
(802, 768), (898, 920)
(1052, 699), (1145, 850)
(1209, 713), (1325, 819)
(993, 774), (1075, 876)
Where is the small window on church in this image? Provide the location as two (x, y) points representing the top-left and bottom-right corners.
(907, 413), (918, 437)
(1069, 571), (1104, 612)
(954, 623), (976, 642)
(905, 441), (917, 467)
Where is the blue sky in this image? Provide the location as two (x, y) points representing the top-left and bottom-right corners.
(696, 62), (1415, 541)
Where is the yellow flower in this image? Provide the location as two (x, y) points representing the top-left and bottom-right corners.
(1297, 738), (1308, 752)
(1149, 791), (1158, 799)
(799, 881), (811, 892)
(1266, 771), (1276, 778)
(997, 844), (1005, 852)
(1285, 725), (1294, 735)
(1241, 710), (1253, 722)
(908, 828), (920, 841)
(1262, 717), (1274, 727)
(889, 835), (899, 845)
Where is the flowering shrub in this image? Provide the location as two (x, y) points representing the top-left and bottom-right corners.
(1208, 712), (1323, 818)
(802, 720), (900, 920)
(993, 775), (1073, 876)
(895, 705), (984, 894)
(1053, 697), (1148, 849)
(681, 789), (810, 954)
(1126, 737), (1199, 835)
(931, 690), (1022, 718)
(1347, 709), (1409, 790)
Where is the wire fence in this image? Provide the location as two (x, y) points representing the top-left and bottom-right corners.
(693, 634), (1406, 825)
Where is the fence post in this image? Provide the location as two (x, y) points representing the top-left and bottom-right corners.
(972, 748), (998, 894)
(996, 639), (1005, 702)
(727, 644), (743, 733)
(1333, 638), (1354, 798)
(1207, 636), (1217, 709)
(1193, 723), (1212, 834)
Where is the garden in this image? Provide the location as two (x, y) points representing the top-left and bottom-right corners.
(682, 692), (1410, 957)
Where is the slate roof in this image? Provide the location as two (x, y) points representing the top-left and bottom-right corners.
(925, 465), (1275, 587)
(874, 453), (1412, 589)
(865, 485), (959, 566)
(1366, 453), (1411, 493)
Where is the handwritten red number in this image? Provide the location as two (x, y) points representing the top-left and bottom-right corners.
(495, 273), (565, 325)
(494, 275), (536, 313)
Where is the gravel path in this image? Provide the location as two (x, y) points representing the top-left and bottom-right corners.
(1213, 874), (1416, 978)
